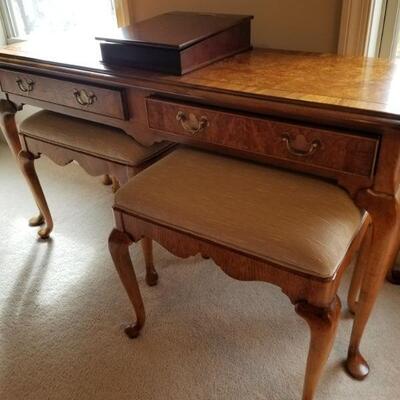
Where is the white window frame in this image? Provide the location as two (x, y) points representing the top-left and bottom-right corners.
(338, 0), (375, 56)
(378, 0), (400, 58)
(338, 0), (400, 58)
(0, 0), (23, 43)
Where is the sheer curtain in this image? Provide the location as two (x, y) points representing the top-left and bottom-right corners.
(114, 0), (134, 27)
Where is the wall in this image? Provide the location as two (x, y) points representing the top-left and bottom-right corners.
(132, 0), (343, 53)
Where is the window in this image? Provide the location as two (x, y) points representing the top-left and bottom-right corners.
(375, 0), (400, 58)
(0, 0), (117, 42)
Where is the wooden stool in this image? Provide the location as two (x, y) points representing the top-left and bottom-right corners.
(108, 147), (370, 400)
(17, 110), (174, 239)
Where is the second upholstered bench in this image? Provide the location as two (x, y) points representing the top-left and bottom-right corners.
(17, 110), (174, 239)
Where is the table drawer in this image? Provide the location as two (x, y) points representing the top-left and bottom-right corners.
(0, 69), (127, 120)
(146, 98), (379, 178)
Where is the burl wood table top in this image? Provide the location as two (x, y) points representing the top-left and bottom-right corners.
(0, 39), (399, 119)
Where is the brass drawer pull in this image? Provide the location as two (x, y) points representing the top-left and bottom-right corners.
(281, 134), (321, 157)
(16, 77), (35, 93)
(176, 111), (209, 134)
(73, 89), (97, 106)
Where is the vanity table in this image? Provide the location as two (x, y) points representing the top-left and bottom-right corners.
(0, 40), (399, 379)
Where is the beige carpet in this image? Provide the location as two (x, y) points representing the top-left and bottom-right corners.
(0, 142), (399, 400)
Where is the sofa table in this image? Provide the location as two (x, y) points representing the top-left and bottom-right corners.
(0, 39), (399, 380)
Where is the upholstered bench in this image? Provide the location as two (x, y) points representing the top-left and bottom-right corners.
(108, 147), (370, 400)
(17, 110), (174, 239)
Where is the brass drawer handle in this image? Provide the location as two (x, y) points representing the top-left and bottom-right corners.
(176, 111), (209, 134)
(281, 134), (321, 157)
(16, 77), (35, 93)
(73, 89), (97, 106)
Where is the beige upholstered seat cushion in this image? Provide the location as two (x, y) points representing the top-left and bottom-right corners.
(20, 110), (172, 167)
(115, 147), (363, 279)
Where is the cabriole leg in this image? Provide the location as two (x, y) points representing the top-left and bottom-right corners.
(111, 176), (120, 193)
(387, 263), (400, 285)
(109, 229), (145, 338)
(141, 237), (158, 286)
(296, 296), (341, 400)
(347, 223), (372, 315)
(18, 150), (53, 239)
(102, 175), (120, 192)
(0, 100), (43, 229)
(102, 174), (113, 186)
(29, 213), (45, 227)
(346, 192), (400, 380)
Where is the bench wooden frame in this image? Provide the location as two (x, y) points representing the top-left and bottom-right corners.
(12, 108), (173, 239)
(109, 204), (371, 400)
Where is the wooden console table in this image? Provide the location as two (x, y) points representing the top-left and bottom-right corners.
(0, 40), (399, 380)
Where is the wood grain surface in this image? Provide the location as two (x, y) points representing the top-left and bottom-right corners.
(0, 41), (399, 118)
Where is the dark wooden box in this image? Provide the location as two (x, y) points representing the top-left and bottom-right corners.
(96, 12), (253, 75)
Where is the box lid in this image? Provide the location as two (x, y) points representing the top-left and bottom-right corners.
(95, 12), (253, 50)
